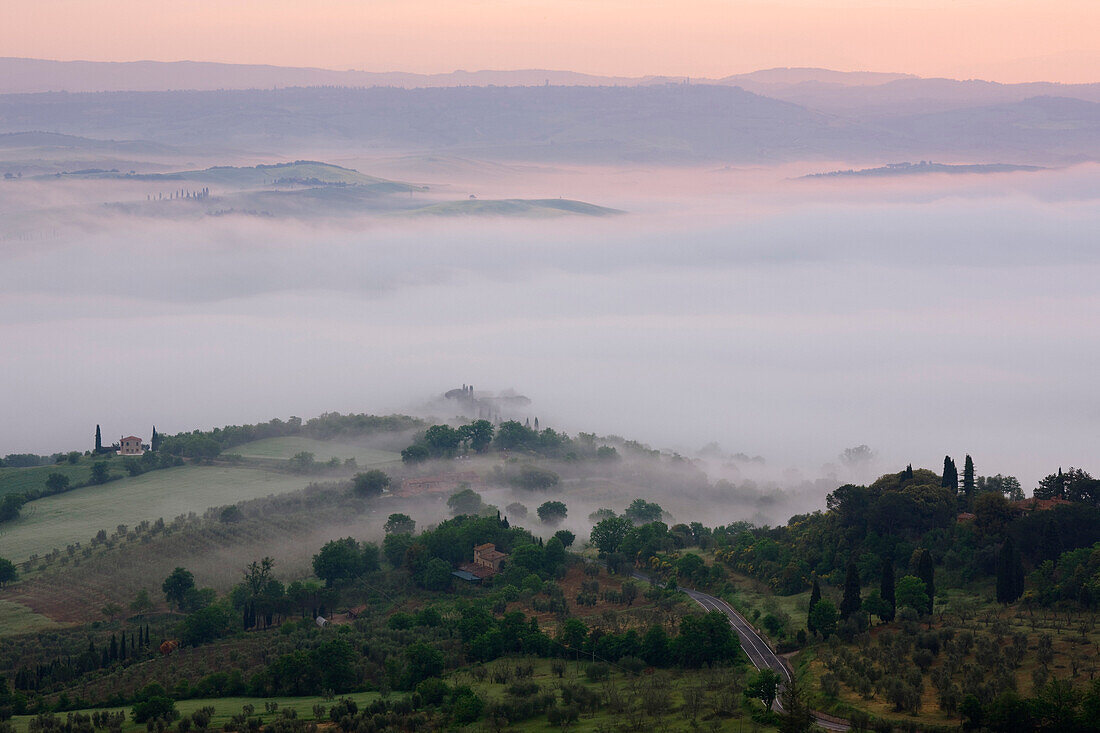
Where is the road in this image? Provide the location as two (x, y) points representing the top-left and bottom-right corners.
(632, 570), (850, 731)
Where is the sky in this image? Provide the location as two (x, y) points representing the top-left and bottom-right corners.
(5, 0), (1099, 83)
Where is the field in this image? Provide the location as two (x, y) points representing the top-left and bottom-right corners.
(8, 657), (775, 733)
(0, 465), (314, 561)
(0, 599), (61, 635)
(231, 437), (400, 467)
(0, 461), (97, 498)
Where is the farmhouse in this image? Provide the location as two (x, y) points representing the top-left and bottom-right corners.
(456, 543), (509, 581)
(397, 471), (480, 497)
(117, 436), (145, 456)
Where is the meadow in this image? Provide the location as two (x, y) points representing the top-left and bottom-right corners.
(0, 465), (312, 561)
(230, 437), (399, 467)
(0, 461), (96, 498)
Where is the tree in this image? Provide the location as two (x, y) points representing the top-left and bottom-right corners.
(151, 426), (161, 452)
(862, 590), (890, 624)
(808, 599), (838, 637)
(424, 424), (461, 457)
(807, 578), (822, 634)
(0, 493), (26, 522)
(917, 549), (935, 613)
(554, 529), (575, 547)
(744, 669), (782, 711)
(162, 567), (195, 612)
(880, 556), (896, 622)
(996, 536), (1025, 604)
(384, 513), (415, 534)
(537, 500), (568, 525)
(352, 470), (390, 497)
(510, 464), (560, 491)
(942, 455), (958, 491)
(776, 673), (815, 733)
(401, 444), (429, 464)
(458, 420), (494, 452)
(895, 575), (929, 615)
(840, 562), (862, 620)
(95, 424), (102, 453)
(624, 499), (663, 524)
(590, 516), (633, 554)
(447, 488), (483, 516)
(287, 451), (316, 473)
(312, 538), (364, 587)
(506, 502), (528, 518)
(90, 462), (110, 485)
(671, 611), (741, 667)
(130, 588), (155, 615)
(0, 557), (17, 587)
(962, 454), (976, 508)
(45, 472), (70, 493)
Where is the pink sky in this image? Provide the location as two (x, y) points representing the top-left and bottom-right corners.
(7, 0), (1099, 83)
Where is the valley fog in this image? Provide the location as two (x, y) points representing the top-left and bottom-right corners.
(2, 162), (1098, 497)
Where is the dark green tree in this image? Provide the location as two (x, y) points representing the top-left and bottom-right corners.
(536, 500), (568, 525)
(590, 516), (633, 554)
(95, 424), (102, 453)
(744, 669), (782, 711)
(962, 454), (976, 508)
(352, 470), (390, 497)
(807, 578), (822, 634)
(151, 426), (161, 452)
(839, 562), (862, 620)
(553, 529), (575, 547)
(161, 567), (195, 612)
(996, 536), (1025, 604)
(447, 488), (483, 516)
(312, 538), (364, 587)
(808, 599), (838, 637)
(624, 499), (663, 524)
(917, 549), (935, 613)
(457, 420), (494, 452)
(880, 556), (896, 622)
(0, 557), (17, 587)
(45, 472), (70, 493)
(895, 576), (929, 615)
(90, 461), (110, 485)
(384, 513), (415, 534)
(776, 673), (815, 733)
(942, 455), (958, 491)
(400, 444), (429, 464)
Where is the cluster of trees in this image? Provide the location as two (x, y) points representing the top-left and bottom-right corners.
(960, 678), (1100, 732)
(401, 419), (622, 463)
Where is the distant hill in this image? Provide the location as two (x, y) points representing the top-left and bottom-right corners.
(1, 86), (1097, 164)
(52, 160), (423, 191)
(0, 131), (176, 155)
(801, 161), (1047, 178)
(403, 198), (622, 217)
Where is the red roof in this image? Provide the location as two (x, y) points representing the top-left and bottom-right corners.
(121, 436), (142, 441)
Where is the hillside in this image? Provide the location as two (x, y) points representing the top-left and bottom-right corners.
(403, 198), (623, 217)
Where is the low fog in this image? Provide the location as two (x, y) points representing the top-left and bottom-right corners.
(3, 161), (1099, 497)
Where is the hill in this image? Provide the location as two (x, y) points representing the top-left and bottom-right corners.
(801, 161), (1047, 178)
(403, 198), (623, 217)
(1, 85), (1097, 163)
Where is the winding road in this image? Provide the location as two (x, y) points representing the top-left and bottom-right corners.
(632, 570), (850, 731)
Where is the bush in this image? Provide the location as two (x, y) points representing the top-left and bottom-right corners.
(584, 662), (610, 682)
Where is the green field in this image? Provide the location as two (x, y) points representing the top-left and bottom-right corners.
(0, 461), (97, 498)
(0, 599), (61, 635)
(0, 465), (313, 561)
(231, 437), (400, 466)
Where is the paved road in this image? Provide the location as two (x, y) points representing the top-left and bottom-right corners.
(632, 571), (850, 731)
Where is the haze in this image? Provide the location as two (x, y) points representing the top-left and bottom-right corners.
(6, 0), (1100, 83)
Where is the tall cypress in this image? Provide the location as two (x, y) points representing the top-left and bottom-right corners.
(904, 464), (914, 480)
(151, 426), (160, 452)
(963, 455), (975, 506)
(880, 557), (896, 622)
(108, 635), (118, 661)
(95, 425), (102, 453)
(941, 456), (958, 491)
(997, 537), (1025, 604)
(807, 578), (822, 634)
(840, 562), (862, 620)
(917, 550), (935, 614)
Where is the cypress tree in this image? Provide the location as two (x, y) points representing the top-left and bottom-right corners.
(880, 557), (896, 622)
(807, 578), (822, 634)
(840, 562), (862, 619)
(95, 425), (102, 453)
(151, 426), (160, 452)
(941, 456), (958, 491)
(904, 464), (914, 480)
(917, 550), (935, 614)
(997, 537), (1025, 604)
(963, 455), (975, 506)
(108, 635), (118, 661)
(119, 636), (126, 661)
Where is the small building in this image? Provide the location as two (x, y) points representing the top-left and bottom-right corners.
(473, 543), (508, 573)
(118, 436), (144, 456)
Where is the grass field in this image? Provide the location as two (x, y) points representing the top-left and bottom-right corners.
(0, 461), (98, 498)
(0, 465), (313, 560)
(8, 657), (776, 732)
(231, 437), (400, 467)
(0, 599), (61, 635)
